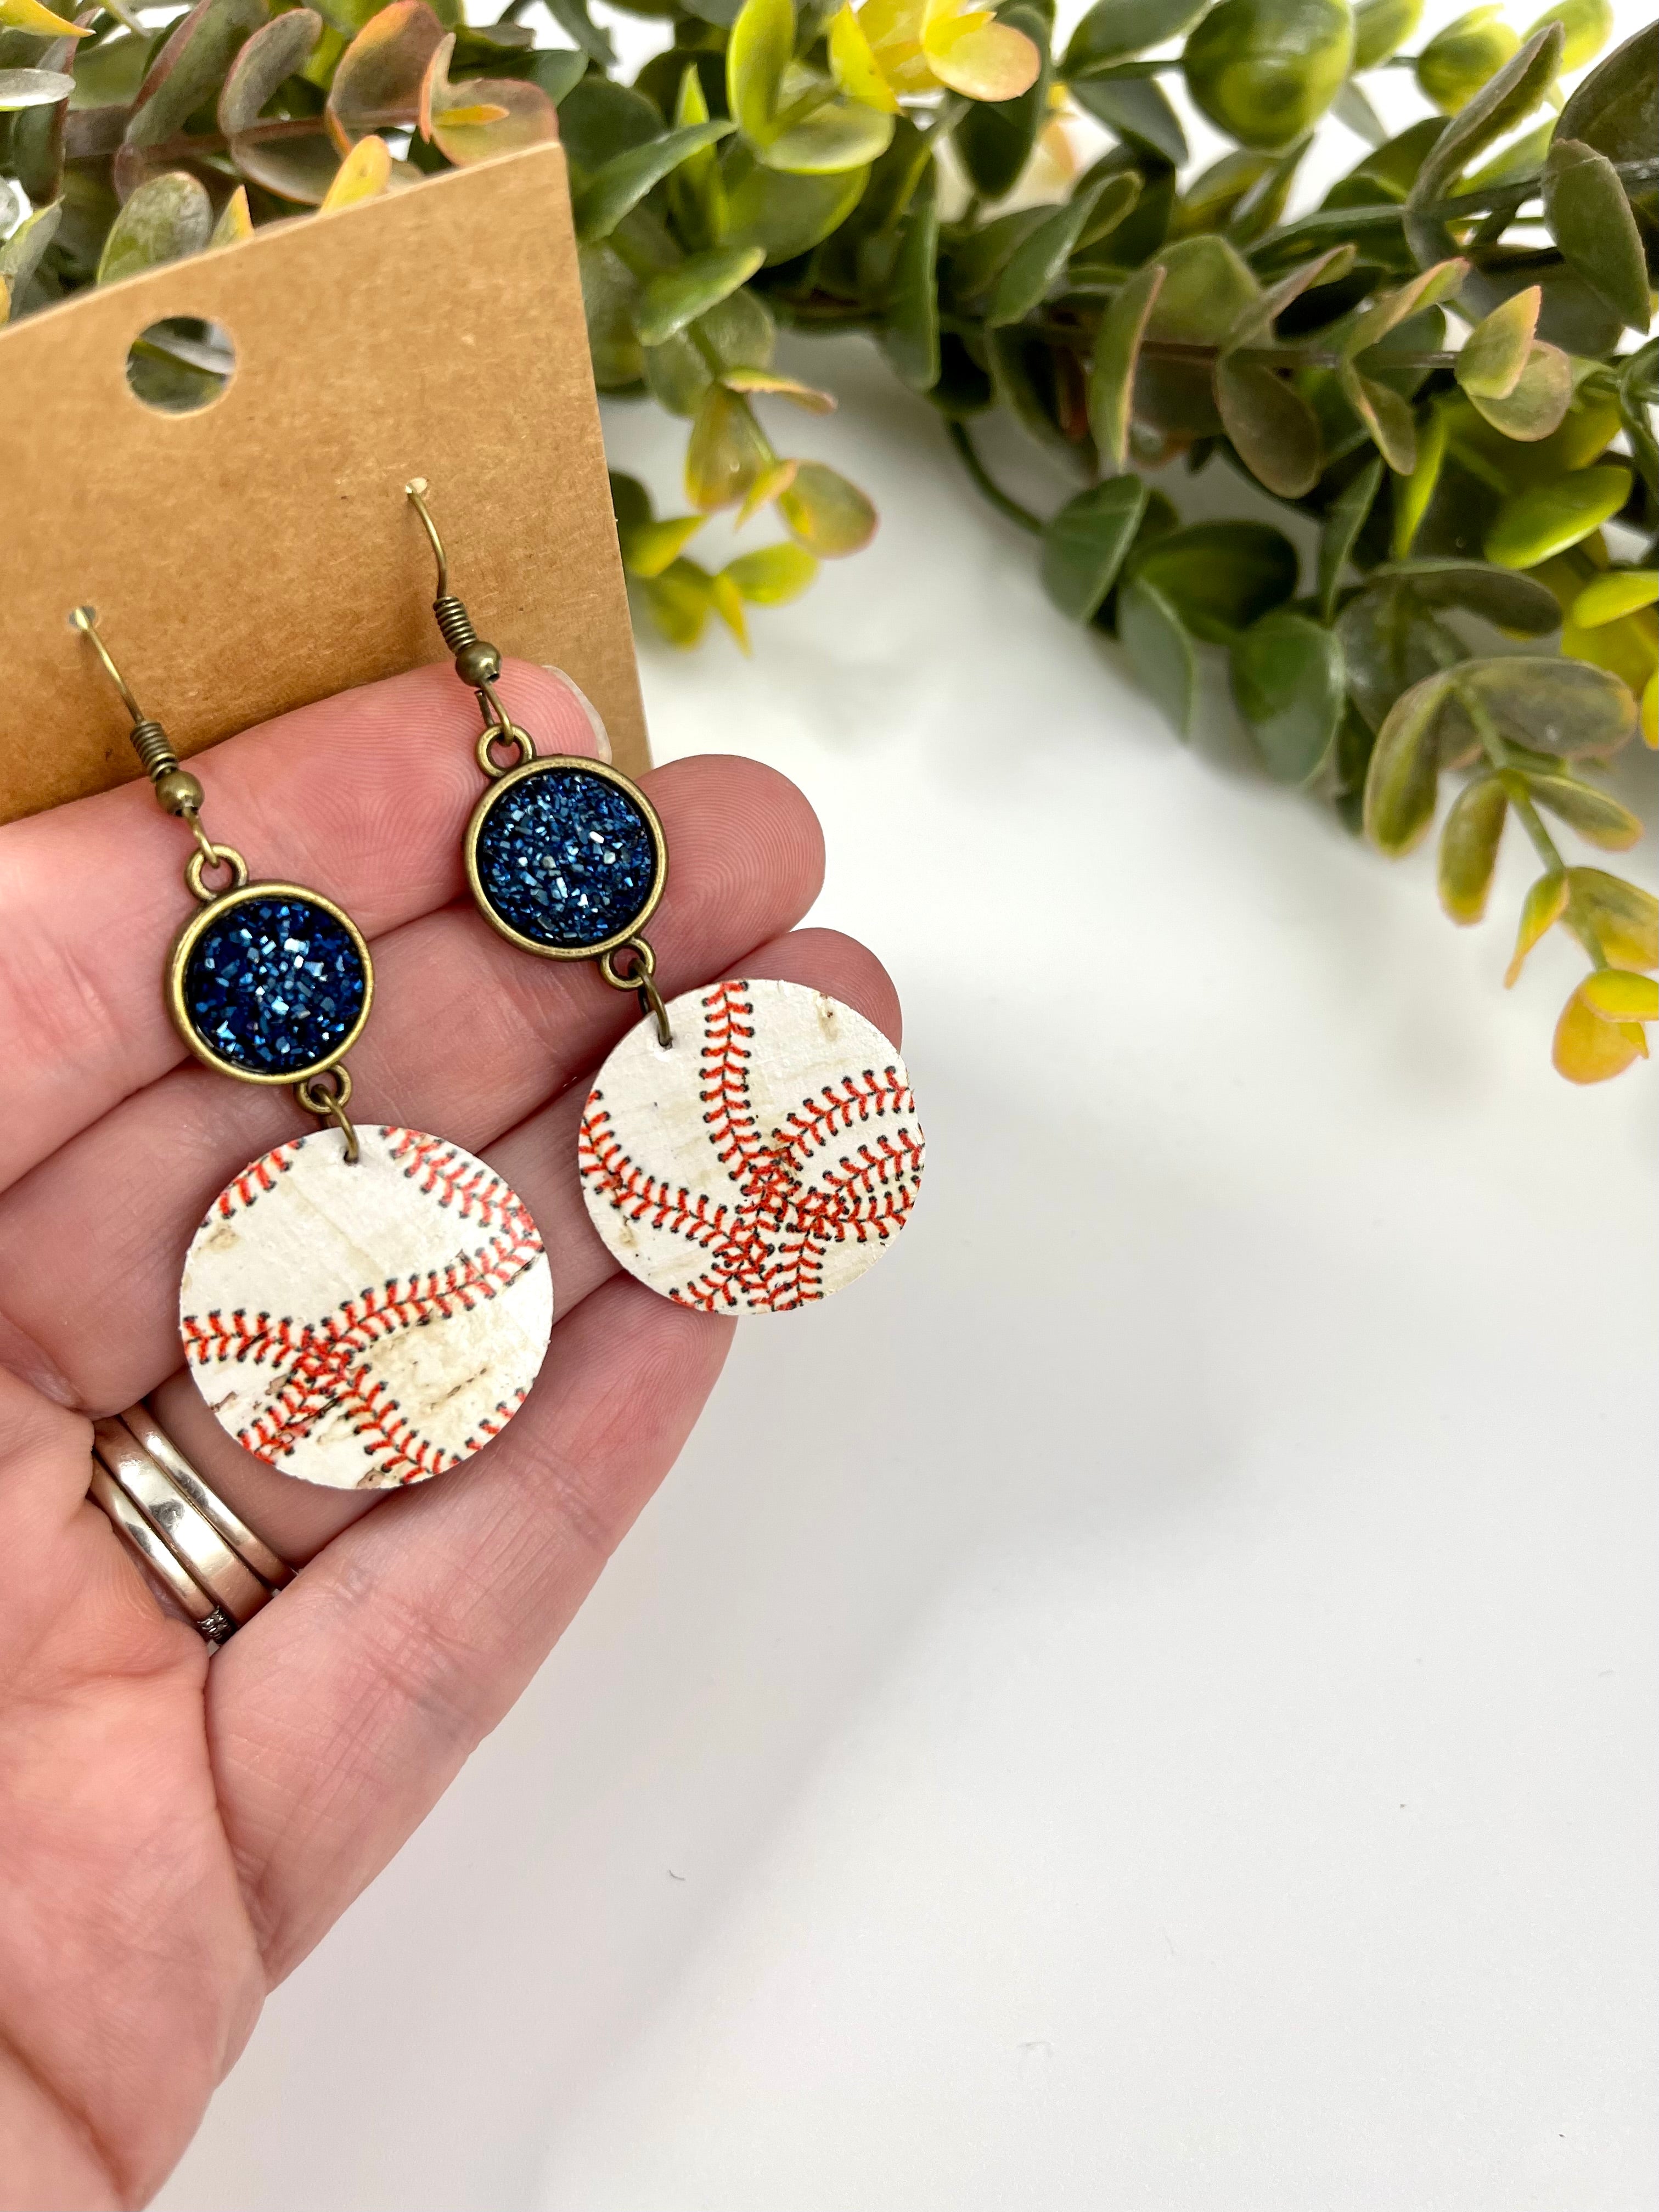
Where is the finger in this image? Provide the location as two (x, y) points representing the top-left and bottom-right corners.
(207, 1277), (731, 1979)
(146, 925), (903, 1566)
(0, 660), (600, 1197)
(0, 754), (825, 1414)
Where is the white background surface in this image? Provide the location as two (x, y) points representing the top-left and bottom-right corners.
(159, 24), (1657, 2205)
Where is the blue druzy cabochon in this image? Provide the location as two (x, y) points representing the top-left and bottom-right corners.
(182, 892), (368, 1076)
(474, 764), (659, 950)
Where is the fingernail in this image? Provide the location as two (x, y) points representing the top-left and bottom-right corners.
(543, 666), (612, 762)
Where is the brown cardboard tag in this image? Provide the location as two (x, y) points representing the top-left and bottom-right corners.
(0, 140), (646, 824)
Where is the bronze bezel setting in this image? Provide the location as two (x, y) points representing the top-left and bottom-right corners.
(463, 754), (668, 963)
(167, 880), (375, 1086)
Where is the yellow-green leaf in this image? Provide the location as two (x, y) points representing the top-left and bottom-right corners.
(777, 460), (877, 555)
(0, 0), (88, 36)
(639, 558), (715, 648)
(685, 383), (773, 511)
(1579, 967), (1659, 1021)
(722, 368), (836, 413)
(1525, 0), (1610, 71)
(761, 95), (894, 175)
(1353, 0), (1420, 69)
(1553, 982), (1647, 1081)
(724, 541), (818, 602)
(728, 0), (792, 144)
(320, 131), (391, 209)
(1182, 0), (1356, 153)
(1390, 399), (1447, 556)
(1415, 4), (1520, 113)
(1465, 340), (1573, 442)
(1571, 570), (1659, 627)
(1525, 771), (1643, 849)
(738, 457), (798, 522)
(828, 3), (899, 111)
(1505, 869), (1569, 984)
(621, 513), (707, 579)
(711, 570), (751, 651)
(210, 183), (253, 246)
(1567, 868), (1659, 969)
(1484, 466), (1633, 569)
(1438, 773), (1508, 921)
(1456, 285), (1538, 401)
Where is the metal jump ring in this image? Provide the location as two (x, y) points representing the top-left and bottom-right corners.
(474, 720), (538, 779)
(185, 838), (250, 903)
(294, 1063), (360, 1162)
(599, 938), (672, 1049)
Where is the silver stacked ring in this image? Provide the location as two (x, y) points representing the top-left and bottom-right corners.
(89, 1403), (294, 1646)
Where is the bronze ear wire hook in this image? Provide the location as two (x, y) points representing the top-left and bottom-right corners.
(404, 479), (535, 773)
(70, 606), (245, 892)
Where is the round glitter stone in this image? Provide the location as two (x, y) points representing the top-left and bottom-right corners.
(473, 764), (659, 951)
(180, 892), (368, 1077)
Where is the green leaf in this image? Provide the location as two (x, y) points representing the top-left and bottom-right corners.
(1339, 362), (1418, 474)
(1415, 5), (1519, 115)
(724, 541), (818, 603)
(1337, 576), (1463, 728)
(1231, 609), (1346, 781)
(727, 0), (790, 144)
(1087, 259), (1163, 469)
(1182, 0), (1356, 154)
(0, 65), (72, 108)
(1215, 356), (1321, 497)
(1484, 465), (1633, 567)
(1556, 20), (1657, 169)
(1573, 570), (1659, 626)
(1352, 0), (1420, 70)
(643, 331), (715, 416)
(220, 12), (334, 204)
(696, 284), (777, 370)
(1541, 137), (1651, 335)
(1464, 341), (1573, 442)
(581, 242), (644, 389)
(987, 172), (1138, 328)
(1146, 232), (1261, 343)
(558, 77), (662, 172)
(573, 120), (736, 243)
(721, 150), (868, 263)
(958, 3), (1050, 199)
(1068, 73), (1188, 166)
(545, 0), (614, 65)
(1133, 521), (1300, 643)
(0, 198), (61, 301)
(1368, 559), (1561, 632)
(1364, 669), (1450, 853)
(1041, 476), (1149, 623)
(1454, 655), (1637, 756)
(1437, 773), (1508, 920)
(1390, 396), (1446, 555)
(1456, 285), (1538, 400)
(1118, 575), (1196, 735)
(125, 0), (266, 151)
(1062, 0), (1207, 73)
(777, 461), (877, 555)
(1404, 23), (1563, 268)
(882, 176), (939, 393)
(1524, 772), (1643, 848)
(634, 243), (764, 347)
(96, 170), (212, 283)
(1319, 455), (1384, 622)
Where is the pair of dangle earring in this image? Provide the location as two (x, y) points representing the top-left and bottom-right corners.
(405, 484), (927, 1316)
(74, 609), (554, 1494)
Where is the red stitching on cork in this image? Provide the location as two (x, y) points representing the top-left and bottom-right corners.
(580, 981), (923, 1312)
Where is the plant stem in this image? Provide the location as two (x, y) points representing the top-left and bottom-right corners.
(945, 421), (1044, 536)
(1464, 691), (1607, 969)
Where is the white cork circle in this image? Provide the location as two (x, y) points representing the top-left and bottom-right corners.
(579, 977), (924, 1312)
(180, 1125), (554, 1490)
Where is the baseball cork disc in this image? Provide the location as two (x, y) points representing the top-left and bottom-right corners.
(579, 977), (924, 1313)
(180, 1125), (554, 1489)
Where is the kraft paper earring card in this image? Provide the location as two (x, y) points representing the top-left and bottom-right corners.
(0, 139), (647, 825)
